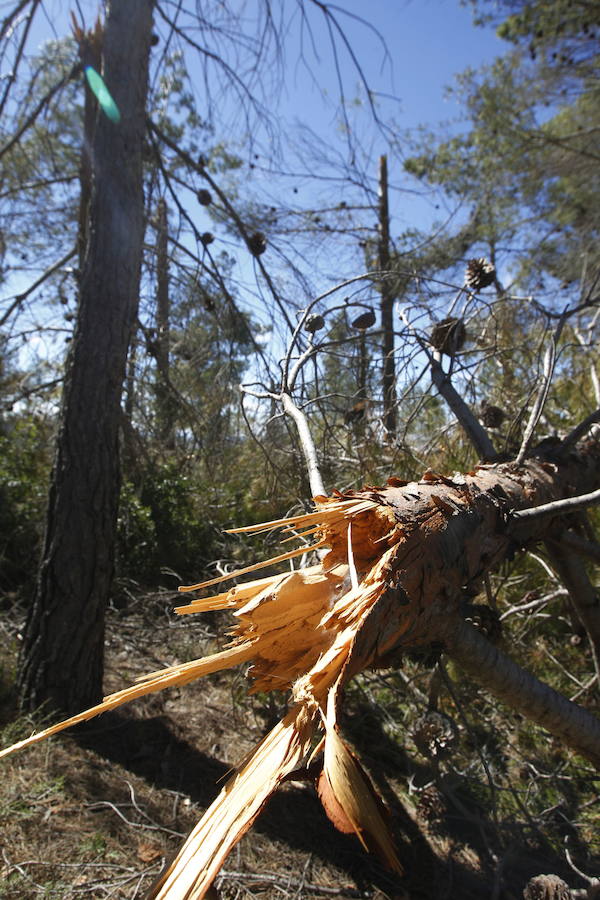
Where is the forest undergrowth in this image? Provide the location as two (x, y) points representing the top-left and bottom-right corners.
(1, 573), (599, 900)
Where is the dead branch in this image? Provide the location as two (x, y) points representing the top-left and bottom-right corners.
(560, 530), (600, 565)
(0, 69), (74, 162)
(439, 614), (600, 766)
(515, 312), (567, 464)
(0, 247), (77, 328)
(280, 391), (326, 497)
(510, 488), (600, 523)
(148, 118), (296, 334)
(219, 869), (364, 897)
(429, 353), (497, 459)
(400, 307), (496, 460)
(562, 407), (600, 450)
(544, 539), (600, 686)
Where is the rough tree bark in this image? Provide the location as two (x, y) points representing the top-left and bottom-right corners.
(334, 441), (600, 766)
(17, 0), (154, 714)
(74, 19), (102, 272)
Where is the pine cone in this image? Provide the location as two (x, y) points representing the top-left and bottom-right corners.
(523, 874), (572, 900)
(465, 257), (495, 291)
(197, 189), (212, 206)
(429, 317), (466, 356)
(481, 402), (506, 429)
(417, 785), (447, 827)
(412, 711), (458, 760)
(351, 308), (376, 330)
(304, 313), (325, 334)
(247, 232), (267, 256)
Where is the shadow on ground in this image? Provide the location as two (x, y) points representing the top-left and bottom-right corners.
(69, 707), (561, 900)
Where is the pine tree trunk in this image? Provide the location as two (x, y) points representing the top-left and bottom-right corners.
(17, 0), (154, 714)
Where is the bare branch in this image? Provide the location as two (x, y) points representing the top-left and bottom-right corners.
(280, 392), (325, 498)
(0, 247), (77, 328)
(148, 117), (296, 333)
(499, 589), (567, 621)
(515, 311), (567, 464)
(545, 539), (600, 687)
(510, 488), (600, 524)
(562, 407), (600, 450)
(0, 69), (74, 161)
(560, 530), (600, 565)
(430, 354), (497, 459)
(0, 0), (35, 41)
(399, 307), (496, 459)
(0, 0), (40, 121)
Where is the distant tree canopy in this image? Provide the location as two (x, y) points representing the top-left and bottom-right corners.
(404, 0), (600, 294)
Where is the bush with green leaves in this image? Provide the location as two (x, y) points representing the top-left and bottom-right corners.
(0, 416), (53, 593)
(116, 460), (223, 587)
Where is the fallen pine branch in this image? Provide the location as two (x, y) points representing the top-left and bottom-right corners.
(3, 439), (600, 897)
(439, 615), (600, 765)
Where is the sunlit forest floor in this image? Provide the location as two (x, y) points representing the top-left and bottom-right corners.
(1, 592), (598, 900)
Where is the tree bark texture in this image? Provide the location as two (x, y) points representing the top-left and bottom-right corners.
(76, 30), (100, 270)
(440, 616), (600, 766)
(18, 0), (154, 714)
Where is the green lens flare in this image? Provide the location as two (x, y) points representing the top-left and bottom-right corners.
(84, 65), (121, 123)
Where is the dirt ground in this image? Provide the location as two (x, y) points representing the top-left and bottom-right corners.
(1, 590), (598, 899)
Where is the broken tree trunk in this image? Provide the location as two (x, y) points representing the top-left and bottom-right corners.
(3, 439), (600, 897)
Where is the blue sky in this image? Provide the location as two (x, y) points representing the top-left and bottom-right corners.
(209, 0), (510, 323)
(25, 0), (506, 188)
(282, 0), (504, 132)
(267, 0), (506, 233)
(25, 0), (507, 237)
(9, 0), (510, 362)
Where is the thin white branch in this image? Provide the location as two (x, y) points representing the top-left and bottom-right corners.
(280, 391), (325, 498)
(499, 589), (568, 621)
(347, 522), (358, 590)
(574, 319), (600, 406)
(511, 487), (600, 524)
